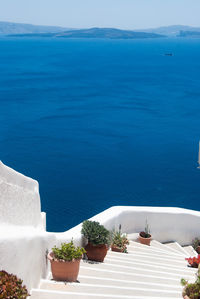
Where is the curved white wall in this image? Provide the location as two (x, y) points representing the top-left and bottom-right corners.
(0, 161), (42, 228)
(56, 206), (200, 247)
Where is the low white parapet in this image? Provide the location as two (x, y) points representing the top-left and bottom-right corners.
(56, 206), (200, 247)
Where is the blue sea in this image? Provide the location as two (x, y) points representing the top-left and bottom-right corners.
(0, 37), (200, 232)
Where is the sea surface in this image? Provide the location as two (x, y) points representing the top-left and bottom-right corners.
(0, 37), (200, 232)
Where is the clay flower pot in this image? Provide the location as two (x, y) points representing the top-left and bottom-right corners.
(190, 262), (199, 268)
(139, 232), (152, 246)
(85, 242), (108, 262)
(48, 252), (81, 282)
(111, 245), (125, 253)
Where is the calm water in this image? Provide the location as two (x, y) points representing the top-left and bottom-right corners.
(0, 37), (200, 232)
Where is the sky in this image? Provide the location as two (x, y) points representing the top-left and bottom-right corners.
(0, 0), (200, 29)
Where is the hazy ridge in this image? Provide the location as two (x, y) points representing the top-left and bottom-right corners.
(1, 21), (200, 38)
(0, 21), (69, 34)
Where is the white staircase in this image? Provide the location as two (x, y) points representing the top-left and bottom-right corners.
(30, 240), (197, 299)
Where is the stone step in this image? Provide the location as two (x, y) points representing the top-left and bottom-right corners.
(104, 255), (196, 275)
(79, 265), (184, 285)
(150, 240), (186, 256)
(164, 242), (189, 256)
(80, 261), (194, 282)
(106, 250), (189, 266)
(182, 245), (197, 257)
(127, 241), (184, 257)
(126, 245), (184, 259)
(119, 244), (186, 261)
(87, 259), (194, 278)
(76, 275), (182, 291)
(38, 280), (182, 298)
(31, 288), (182, 299)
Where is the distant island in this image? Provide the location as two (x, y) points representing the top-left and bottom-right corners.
(178, 30), (200, 38)
(54, 28), (165, 39)
(1, 21), (200, 39)
(136, 25), (200, 37)
(7, 27), (165, 39)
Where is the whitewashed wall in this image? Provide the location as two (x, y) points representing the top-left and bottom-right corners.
(0, 161), (55, 290)
(0, 161), (43, 228)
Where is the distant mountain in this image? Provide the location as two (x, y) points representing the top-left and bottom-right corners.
(178, 30), (200, 38)
(0, 21), (70, 35)
(55, 28), (165, 39)
(12, 27), (165, 39)
(136, 25), (200, 37)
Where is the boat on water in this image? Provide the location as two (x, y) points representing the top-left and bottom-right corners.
(198, 141), (200, 168)
(164, 53), (173, 56)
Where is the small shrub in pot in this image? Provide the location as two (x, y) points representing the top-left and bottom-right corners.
(48, 240), (86, 281)
(111, 225), (129, 253)
(81, 220), (111, 262)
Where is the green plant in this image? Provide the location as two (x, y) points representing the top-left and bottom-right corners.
(112, 225), (129, 252)
(193, 238), (200, 251)
(81, 220), (111, 246)
(0, 270), (29, 299)
(52, 240), (86, 261)
(181, 268), (200, 298)
(140, 220), (151, 238)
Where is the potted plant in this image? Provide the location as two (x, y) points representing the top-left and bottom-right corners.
(0, 270), (29, 299)
(181, 267), (200, 298)
(139, 220), (152, 246)
(81, 220), (111, 262)
(48, 240), (86, 281)
(185, 255), (200, 268)
(192, 238), (200, 254)
(111, 224), (129, 253)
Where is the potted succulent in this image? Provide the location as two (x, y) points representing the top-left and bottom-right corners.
(181, 267), (200, 298)
(81, 220), (111, 262)
(139, 220), (152, 246)
(0, 270), (29, 299)
(48, 240), (86, 282)
(111, 224), (129, 253)
(192, 238), (200, 254)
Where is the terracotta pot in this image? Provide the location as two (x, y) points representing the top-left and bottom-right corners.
(111, 245), (125, 253)
(139, 233), (152, 246)
(196, 246), (200, 254)
(48, 252), (81, 282)
(85, 242), (108, 262)
(182, 286), (191, 299)
(190, 262), (198, 268)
